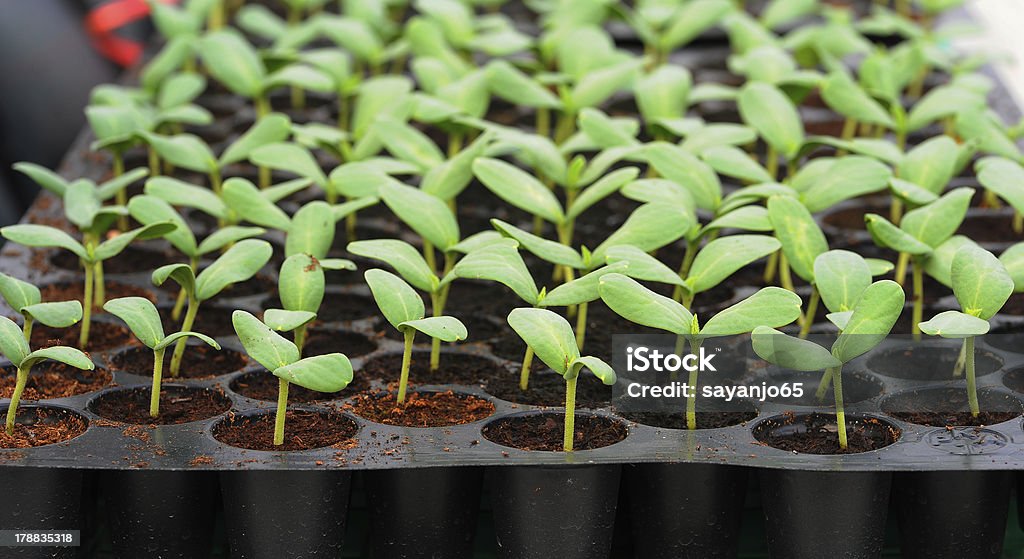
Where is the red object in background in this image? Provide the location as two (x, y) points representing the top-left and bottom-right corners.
(85, 0), (178, 67)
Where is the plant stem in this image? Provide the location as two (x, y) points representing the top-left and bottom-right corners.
(112, 151), (129, 231)
(290, 86), (306, 111)
(21, 316), (33, 342)
(799, 286), (819, 339)
(398, 330), (414, 403)
(93, 261), (106, 307)
(831, 365), (847, 449)
(1014, 211), (1023, 234)
(274, 378), (289, 446)
(894, 251), (909, 286)
(815, 367), (831, 401)
(687, 368), (699, 430)
(148, 147), (160, 176)
(5, 367), (28, 435)
(575, 301), (588, 351)
(912, 259), (923, 340)
(170, 298), (199, 377)
(294, 323), (308, 357)
(766, 145), (779, 179)
(554, 111), (576, 145)
(80, 262), (94, 349)
(672, 239), (698, 301)
(953, 338), (966, 377)
(778, 253), (795, 292)
(171, 259), (196, 321)
(889, 197), (904, 226)
(966, 336), (979, 417)
(519, 346), (534, 391)
(563, 376), (577, 451)
(150, 348), (165, 418)
(429, 292), (442, 371)
(763, 250), (779, 285)
(423, 239), (437, 274)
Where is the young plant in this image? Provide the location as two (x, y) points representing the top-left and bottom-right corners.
(104, 297), (220, 417)
(865, 187), (974, 338)
(233, 310), (354, 446)
(0, 220), (175, 349)
(976, 156), (1024, 234)
(507, 308), (615, 451)
(918, 245), (1014, 417)
(0, 273), (83, 342)
(0, 316), (93, 435)
(599, 274), (802, 429)
(620, 0), (734, 66)
(264, 253), (355, 355)
(364, 269), (467, 403)
(752, 280), (904, 449)
(767, 196), (828, 335)
(152, 239), (273, 376)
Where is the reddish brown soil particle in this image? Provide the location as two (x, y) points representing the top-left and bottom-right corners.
(620, 410), (757, 430)
(350, 391), (495, 427)
(0, 364), (111, 400)
(189, 455), (214, 466)
(111, 345), (247, 379)
(0, 407), (88, 448)
(359, 352), (500, 387)
(32, 322), (135, 352)
(90, 386), (232, 425)
(756, 413), (900, 455)
(230, 370), (371, 403)
(483, 413), (627, 452)
(40, 281), (156, 305)
(214, 410), (358, 451)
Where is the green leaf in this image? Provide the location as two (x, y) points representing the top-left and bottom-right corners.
(490, 219), (583, 269)
(195, 240), (273, 301)
(140, 132), (217, 174)
(907, 84), (984, 132)
(923, 235), (977, 288)
(598, 273), (691, 336)
(452, 239), (539, 306)
(543, 264), (628, 307)
(737, 82), (804, 160)
(352, 76), (414, 139)
(700, 287), (803, 338)
(128, 195), (197, 257)
(642, 142), (721, 211)
(952, 245), (1013, 320)
(374, 118), (444, 172)
(605, 245), (685, 286)
(1000, 243), (1024, 292)
(13, 162), (70, 196)
(22, 301), (83, 329)
(379, 183), (460, 251)
(635, 65), (691, 123)
(820, 71), (894, 127)
(221, 178), (292, 230)
(977, 157), (1024, 214)
(20, 346), (94, 372)
(152, 264), (197, 304)
(473, 158), (565, 224)
(900, 187), (974, 248)
(153, 331), (220, 352)
(484, 60), (561, 109)
(94, 222), (177, 262)
(399, 316), (467, 341)
(273, 353), (353, 392)
(660, 0), (733, 51)
(919, 310), (989, 339)
(761, 0), (817, 28)
(831, 280), (905, 363)
(799, 157), (892, 213)
(687, 235), (781, 293)
(0, 273), (41, 313)
(278, 254), (326, 314)
(145, 176), (227, 219)
(365, 269), (426, 330)
(331, 196), (379, 222)
(421, 131), (493, 200)
(263, 309), (317, 332)
(250, 142), (328, 186)
(569, 59), (643, 110)
(592, 203), (693, 264)
(889, 178), (938, 206)
(0, 316), (30, 365)
(751, 326), (842, 371)
(567, 167), (639, 220)
(1, 225), (86, 260)
(814, 250), (871, 313)
(103, 297), (165, 348)
(219, 113), (292, 166)
(767, 196), (828, 283)
(578, 108), (639, 149)
(232, 310), (301, 371)
(199, 30), (266, 98)
(507, 308), (580, 376)
(899, 136), (960, 194)
(286, 201), (334, 259)
(347, 240), (436, 292)
(197, 226), (266, 256)
(701, 145), (773, 184)
(265, 64), (334, 93)
(864, 214), (932, 255)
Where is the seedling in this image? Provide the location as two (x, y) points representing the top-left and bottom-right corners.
(152, 239), (273, 376)
(620, 0), (734, 66)
(767, 196), (828, 335)
(0, 274), (83, 342)
(918, 245), (1014, 417)
(104, 297), (220, 417)
(233, 310), (354, 446)
(364, 269), (467, 403)
(599, 274), (802, 429)
(977, 157), (1024, 234)
(0, 316), (93, 435)
(264, 253), (355, 355)
(507, 308), (615, 451)
(865, 187), (974, 338)
(0, 218), (175, 348)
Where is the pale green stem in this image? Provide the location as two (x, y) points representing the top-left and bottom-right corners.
(766, 145), (779, 179)
(150, 348), (165, 418)
(799, 286), (819, 339)
(953, 338), (966, 377)
(687, 367), (699, 430)
(113, 152), (128, 231)
(294, 323), (308, 357)
(778, 253), (795, 292)
(815, 368), (832, 401)
(912, 259), (923, 340)
(398, 330), (414, 403)
(763, 250), (779, 285)
(21, 316), (33, 343)
(537, 108), (551, 139)
(429, 292), (442, 371)
(274, 378), (289, 446)
(575, 301), (589, 352)
(5, 367), (28, 435)
(519, 346), (534, 391)
(93, 261), (106, 307)
(894, 251), (909, 286)
(170, 298), (199, 377)
(563, 376), (577, 452)
(672, 239), (698, 301)
(832, 365), (847, 449)
(1014, 211), (1023, 234)
(966, 336), (979, 417)
(80, 262), (94, 349)
(423, 239), (437, 275)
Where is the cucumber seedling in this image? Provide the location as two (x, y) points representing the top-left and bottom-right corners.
(0, 273), (83, 342)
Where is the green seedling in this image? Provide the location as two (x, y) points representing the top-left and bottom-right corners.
(0, 316), (92, 435)
(507, 308), (615, 451)
(753, 280), (905, 449)
(977, 157), (1024, 234)
(919, 245), (1014, 417)
(152, 239), (273, 376)
(364, 269), (467, 403)
(410, 0), (532, 59)
(865, 187), (974, 338)
(264, 253), (355, 355)
(233, 310), (354, 446)
(619, 0), (734, 66)
(0, 274), (82, 342)
(104, 297), (220, 417)
(599, 273), (802, 429)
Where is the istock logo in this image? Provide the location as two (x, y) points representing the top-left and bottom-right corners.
(626, 346), (717, 373)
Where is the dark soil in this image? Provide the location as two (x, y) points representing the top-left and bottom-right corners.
(161, 305), (237, 337)
(50, 245), (172, 274)
(754, 413), (900, 455)
(882, 387), (1022, 427)
(263, 293), (379, 323)
(359, 351), (500, 387)
(443, 280), (533, 317)
(32, 321), (134, 352)
(89, 386), (232, 425)
(483, 413), (628, 451)
(213, 410), (359, 451)
(0, 364), (111, 400)
(958, 213), (1022, 244)
(40, 281), (157, 305)
(229, 370), (372, 403)
(303, 329), (379, 359)
(867, 345), (1003, 381)
(0, 407), (88, 448)
(997, 292), (1024, 316)
(110, 345), (247, 379)
(378, 312), (502, 344)
(620, 409), (758, 430)
(349, 391), (495, 427)
(484, 369), (612, 408)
